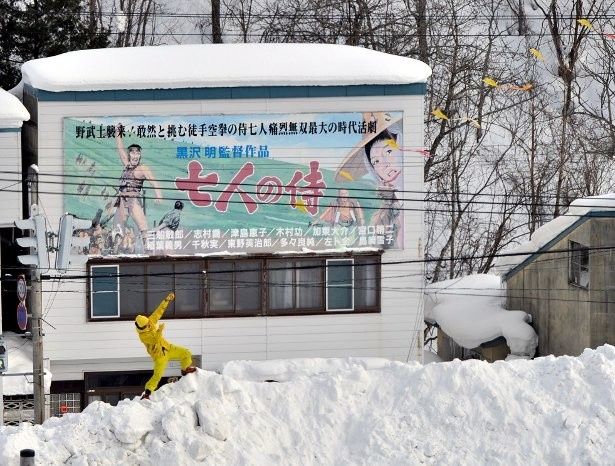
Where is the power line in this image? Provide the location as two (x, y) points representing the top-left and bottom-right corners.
(8, 239), (615, 306)
(10, 30), (614, 39)
(4, 184), (613, 218)
(6, 243), (608, 280)
(0, 173), (578, 210)
(3, 169), (614, 207)
(73, 11), (615, 20)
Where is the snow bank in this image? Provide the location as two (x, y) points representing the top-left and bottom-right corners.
(495, 193), (615, 275)
(221, 357), (392, 382)
(20, 43), (432, 92)
(1, 349), (614, 465)
(0, 88), (29, 128)
(425, 274), (538, 356)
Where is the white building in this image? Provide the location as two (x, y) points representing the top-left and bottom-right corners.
(11, 43), (430, 409)
(0, 87), (30, 424)
(0, 87), (29, 247)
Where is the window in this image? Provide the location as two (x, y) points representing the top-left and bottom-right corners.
(174, 262), (202, 316)
(208, 260), (262, 314)
(269, 260), (323, 312)
(119, 264), (145, 318)
(326, 259), (354, 311)
(354, 256), (379, 308)
(116, 261), (203, 318)
(569, 241), (589, 288)
(90, 265), (119, 318)
(208, 261), (233, 312)
(88, 254), (380, 320)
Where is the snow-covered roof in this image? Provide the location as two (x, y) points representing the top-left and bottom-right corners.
(495, 193), (615, 276)
(0, 88), (30, 128)
(424, 274), (538, 357)
(20, 43), (432, 92)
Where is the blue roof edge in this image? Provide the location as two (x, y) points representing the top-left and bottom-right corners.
(502, 210), (615, 281)
(24, 82), (426, 102)
(0, 127), (21, 132)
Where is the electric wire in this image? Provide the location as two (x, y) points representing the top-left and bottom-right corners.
(3, 171), (615, 214)
(3, 243), (609, 280)
(0, 173), (594, 211)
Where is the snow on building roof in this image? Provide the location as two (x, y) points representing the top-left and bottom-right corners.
(20, 43), (431, 92)
(0, 88), (30, 128)
(424, 274), (538, 357)
(495, 193), (615, 277)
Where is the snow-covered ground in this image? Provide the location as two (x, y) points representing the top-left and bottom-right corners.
(1, 348), (614, 465)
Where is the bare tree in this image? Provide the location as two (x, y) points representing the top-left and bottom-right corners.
(533, 0), (597, 216)
(114, 0), (158, 47)
(94, 0), (615, 284)
(222, 0), (258, 43)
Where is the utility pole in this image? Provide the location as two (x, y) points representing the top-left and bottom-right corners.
(27, 165), (46, 424)
(211, 0), (222, 43)
(32, 248), (45, 424)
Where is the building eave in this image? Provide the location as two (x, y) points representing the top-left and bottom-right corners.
(502, 210), (615, 281)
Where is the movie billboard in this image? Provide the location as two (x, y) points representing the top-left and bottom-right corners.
(63, 111), (405, 256)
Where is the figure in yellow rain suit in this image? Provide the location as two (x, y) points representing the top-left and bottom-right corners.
(135, 292), (196, 399)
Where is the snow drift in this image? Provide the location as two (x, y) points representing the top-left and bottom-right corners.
(424, 274), (538, 357)
(2, 347), (614, 465)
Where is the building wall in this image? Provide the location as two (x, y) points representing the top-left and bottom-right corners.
(588, 218), (615, 348)
(34, 94), (425, 381)
(0, 130), (23, 226)
(506, 222), (592, 356)
(0, 128), (22, 424)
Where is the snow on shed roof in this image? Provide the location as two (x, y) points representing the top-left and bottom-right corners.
(20, 43), (431, 93)
(496, 193), (615, 277)
(0, 88), (29, 127)
(424, 274), (537, 357)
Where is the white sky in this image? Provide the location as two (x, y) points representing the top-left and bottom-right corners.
(20, 43), (432, 92)
(0, 88), (29, 127)
(1, 348), (614, 464)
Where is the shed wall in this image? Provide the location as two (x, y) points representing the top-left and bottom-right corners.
(588, 218), (615, 348)
(507, 222), (592, 356)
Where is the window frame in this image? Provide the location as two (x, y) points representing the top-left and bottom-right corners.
(325, 258), (355, 312)
(354, 255), (381, 310)
(207, 259), (263, 316)
(568, 240), (589, 289)
(266, 259), (325, 315)
(87, 253), (381, 321)
(90, 264), (120, 319)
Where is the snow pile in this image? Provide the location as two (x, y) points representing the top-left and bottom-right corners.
(495, 193), (615, 275)
(222, 357), (392, 382)
(425, 274), (538, 357)
(1, 349), (615, 465)
(1, 332), (51, 396)
(20, 43), (432, 92)
(0, 88), (29, 127)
